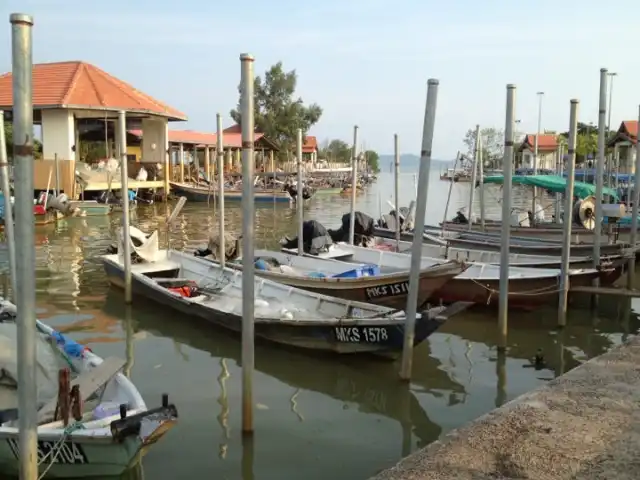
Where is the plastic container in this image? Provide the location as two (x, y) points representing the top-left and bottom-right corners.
(93, 402), (123, 420)
(332, 264), (380, 278)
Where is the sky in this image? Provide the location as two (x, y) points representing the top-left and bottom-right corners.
(0, 0), (639, 158)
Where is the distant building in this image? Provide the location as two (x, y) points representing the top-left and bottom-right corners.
(607, 120), (637, 174)
(516, 134), (559, 171)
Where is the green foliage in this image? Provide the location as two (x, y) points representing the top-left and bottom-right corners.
(318, 139), (380, 173)
(78, 141), (107, 163)
(364, 150), (380, 173)
(230, 62), (322, 158)
(4, 121), (42, 160)
(319, 139), (351, 162)
(558, 122), (610, 163)
(462, 127), (504, 168)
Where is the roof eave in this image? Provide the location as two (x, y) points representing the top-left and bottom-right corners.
(0, 103), (188, 121)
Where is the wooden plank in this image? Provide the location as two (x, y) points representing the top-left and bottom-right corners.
(37, 356), (126, 423)
(569, 286), (640, 298)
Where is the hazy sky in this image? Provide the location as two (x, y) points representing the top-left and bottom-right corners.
(1, 0), (638, 158)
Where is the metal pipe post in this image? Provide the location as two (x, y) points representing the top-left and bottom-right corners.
(349, 126), (359, 244)
(558, 99), (579, 326)
(498, 84), (516, 351)
(216, 113), (226, 268)
(118, 110), (132, 303)
(394, 134), (400, 251)
(468, 125), (480, 229)
(628, 104), (640, 289)
(54, 152), (60, 196)
(478, 137), (485, 230)
(10, 12), (38, 478)
(532, 92), (543, 223)
(399, 79), (439, 381)
(239, 53), (255, 434)
(0, 113), (17, 297)
(554, 147), (562, 223)
(593, 69), (608, 293)
(179, 143), (184, 183)
(296, 128), (304, 255)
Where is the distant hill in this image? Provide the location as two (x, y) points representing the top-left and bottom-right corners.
(378, 154), (454, 172)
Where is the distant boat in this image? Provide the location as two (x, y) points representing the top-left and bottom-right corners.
(169, 181), (292, 203)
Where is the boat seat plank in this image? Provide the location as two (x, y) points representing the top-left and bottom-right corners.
(37, 356), (126, 423)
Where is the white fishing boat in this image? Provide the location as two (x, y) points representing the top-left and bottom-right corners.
(371, 238), (624, 270)
(0, 298), (178, 478)
(101, 231), (454, 357)
(289, 243), (614, 309)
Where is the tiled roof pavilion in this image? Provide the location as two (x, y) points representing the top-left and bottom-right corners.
(0, 60), (186, 120)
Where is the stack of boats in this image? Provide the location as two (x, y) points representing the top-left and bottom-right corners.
(100, 193), (630, 360)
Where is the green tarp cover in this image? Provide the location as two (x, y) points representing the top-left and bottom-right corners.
(482, 175), (619, 201)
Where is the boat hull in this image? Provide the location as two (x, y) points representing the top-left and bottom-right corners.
(233, 265), (463, 310)
(430, 270), (604, 309)
(102, 257), (445, 358)
(170, 182), (291, 203)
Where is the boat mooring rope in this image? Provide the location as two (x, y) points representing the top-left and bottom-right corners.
(37, 422), (85, 479)
(468, 277), (562, 305)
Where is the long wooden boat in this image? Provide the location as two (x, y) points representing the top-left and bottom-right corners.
(375, 227), (629, 257)
(373, 237), (625, 273)
(299, 243), (611, 309)
(169, 181), (292, 203)
(439, 221), (601, 242)
(0, 298), (177, 478)
(101, 248), (451, 358)
(218, 248), (466, 309)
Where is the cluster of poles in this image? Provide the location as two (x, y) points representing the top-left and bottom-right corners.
(10, 11), (640, 479)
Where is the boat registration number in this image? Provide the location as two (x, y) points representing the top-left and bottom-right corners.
(334, 326), (389, 343)
(7, 437), (88, 464)
(365, 281), (409, 300)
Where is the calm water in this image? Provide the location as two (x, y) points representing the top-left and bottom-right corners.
(5, 171), (639, 479)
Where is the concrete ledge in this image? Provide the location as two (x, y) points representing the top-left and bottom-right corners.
(371, 336), (640, 480)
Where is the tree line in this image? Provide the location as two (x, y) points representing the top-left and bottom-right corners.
(462, 124), (617, 169)
(3, 121), (43, 160)
(230, 62), (380, 173)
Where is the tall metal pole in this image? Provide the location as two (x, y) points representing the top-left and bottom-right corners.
(296, 128), (304, 255)
(239, 53), (255, 434)
(118, 110), (132, 303)
(478, 136), (485, 230)
(558, 99), (579, 326)
(216, 113), (226, 268)
(0, 113), (17, 297)
(555, 145), (563, 223)
(394, 134), (400, 251)
(349, 126), (359, 244)
(606, 72), (617, 135)
(498, 84), (516, 351)
(532, 92), (544, 222)
(628, 104), (640, 289)
(10, 12), (38, 479)
(468, 125), (480, 229)
(593, 69), (608, 293)
(399, 79), (439, 381)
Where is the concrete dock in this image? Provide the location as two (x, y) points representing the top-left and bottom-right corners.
(371, 335), (640, 480)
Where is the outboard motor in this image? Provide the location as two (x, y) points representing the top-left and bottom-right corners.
(452, 210), (468, 224)
(280, 220), (333, 254)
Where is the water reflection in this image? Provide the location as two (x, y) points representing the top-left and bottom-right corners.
(14, 172), (640, 479)
(103, 290), (443, 450)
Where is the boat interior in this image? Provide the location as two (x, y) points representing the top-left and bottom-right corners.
(103, 246), (406, 324)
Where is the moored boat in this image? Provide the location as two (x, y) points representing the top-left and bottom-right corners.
(300, 243), (611, 309)
(373, 237), (625, 273)
(169, 181), (292, 203)
(204, 247), (466, 309)
(0, 298), (178, 478)
(101, 237), (452, 358)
